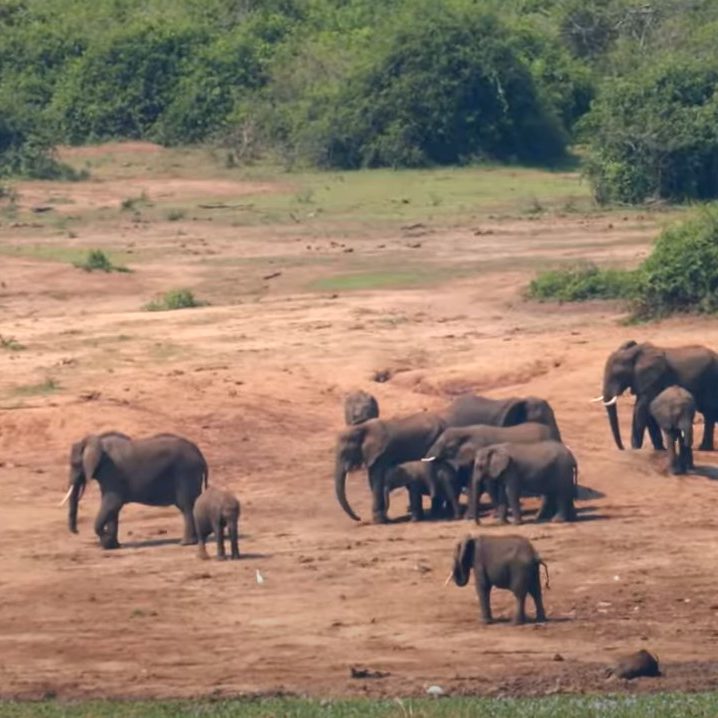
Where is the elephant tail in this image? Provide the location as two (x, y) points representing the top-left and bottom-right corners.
(538, 558), (550, 590)
(202, 461), (209, 489)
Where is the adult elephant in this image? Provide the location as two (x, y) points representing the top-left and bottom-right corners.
(61, 431), (208, 549)
(595, 341), (718, 451)
(334, 393), (561, 523)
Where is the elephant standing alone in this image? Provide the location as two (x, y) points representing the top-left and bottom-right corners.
(62, 432), (208, 549)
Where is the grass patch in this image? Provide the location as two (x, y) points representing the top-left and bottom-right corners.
(0, 335), (26, 351)
(73, 249), (130, 273)
(527, 262), (637, 302)
(11, 377), (59, 397)
(2, 694), (718, 718)
(165, 208), (186, 221)
(143, 288), (204, 312)
(120, 191), (152, 211)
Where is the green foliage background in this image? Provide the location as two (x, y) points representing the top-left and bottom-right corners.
(2, 0), (718, 194)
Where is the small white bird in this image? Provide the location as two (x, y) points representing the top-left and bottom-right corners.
(256, 569), (265, 585)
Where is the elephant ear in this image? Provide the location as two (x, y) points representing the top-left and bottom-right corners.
(363, 423), (389, 468)
(82, 435), (104, 480)
(634, 346), (668, 394)
(487, 447), (510, 479)
(499, 399), (526, 426)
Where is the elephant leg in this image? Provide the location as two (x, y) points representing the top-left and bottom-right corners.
(684, 445), (695, 471)
(214, 519), (227, 560)
(631, 400), (651, 449)
(229, 520), (240, 560)
(197, 533), (210, 560)
(477, 577), (493, 624)
(439, 477), (461, 520)
(552, 493), (572, 523)
(506, 484), (522, 525)
(666, 433), (680, 474)
(94, 493), (122, 549)
(647, 415), (664, 450)
(530, 582), (547, 623)
(408, 486), (424, 522)
(512, 592), (527, 625)
(536, 495), (555, 522)
(179, 506), (198, 545)
(700, 417), (715, 451)
(369, 465), (388, 524)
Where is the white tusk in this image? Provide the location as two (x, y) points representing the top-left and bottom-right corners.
(589, 395), (605, 403)
(603, 396), (618, 407)
(59, 486), (74, 507)
(421, 456), (436, 463)
(444, 571), (454, 587)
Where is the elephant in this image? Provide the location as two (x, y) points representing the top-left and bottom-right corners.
(334, 393), (562, 524)
(383, 460), (460, 521)
(595, 340), (718, 451)
(61, 432), (208, 549)
(450, 534), (548, 625)
(470, 441), (577, 524)
(344, 390), (379, 425)
(193, 486), (240, 560)
(649, 386), (696, 474)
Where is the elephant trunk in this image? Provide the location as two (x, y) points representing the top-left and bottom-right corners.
(334, 459), (360, 522)
(680, 420), (693, 448)
(605, 401), (624, 450)
(67, 478), (85, 533)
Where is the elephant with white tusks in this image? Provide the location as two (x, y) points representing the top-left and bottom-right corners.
(594, 340), (718, 451)
(62, 431), (208, 549)
(334, 393), (562, 524)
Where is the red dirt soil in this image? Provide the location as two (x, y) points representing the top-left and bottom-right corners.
(1, 169), (718, 700)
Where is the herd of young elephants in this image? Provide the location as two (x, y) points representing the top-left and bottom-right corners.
(58, 339), (718, 651)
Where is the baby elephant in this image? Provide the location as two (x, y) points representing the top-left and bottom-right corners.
(193, 486), (241, 560)
(343, 390), (379, 426)
(450, 535), (548, 625)
(384, 461), (459, 520)
(649, 386), (696, 474)
(471, 441), (577, 524)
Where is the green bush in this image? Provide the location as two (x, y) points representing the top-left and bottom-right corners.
(144, 288), (204, 312)
(527, 262), (637, 302)
(277, 5), (567, 169)
(583, 58), (718, 204)
(635, 207), (718, 317)
(73, 249), (129, 273)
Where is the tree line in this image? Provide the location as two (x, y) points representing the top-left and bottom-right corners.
(1, 0), (718, 204)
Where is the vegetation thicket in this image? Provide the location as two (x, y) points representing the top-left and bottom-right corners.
(1, 0), (716, 201)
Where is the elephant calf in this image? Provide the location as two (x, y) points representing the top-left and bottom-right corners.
(471, 441), (577, 524)
(193, 486), (241, 560)
(384, 461), (460, 521)
(450, 535), (548, 625)
(343, 390), (379, 426)
(650, 386), (696, 474)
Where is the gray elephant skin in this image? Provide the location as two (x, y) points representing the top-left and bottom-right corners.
(598, 340), (718, 451)
(193, 485), (241, 560)
(650, 386), (696, 474)
(63, 431), (208, 549)
(334, 393), (562, 524)
(383, 460), (460, 521)
(344, 390), (379, 425)
(451, 534), (548, 625)
(471, 441), (577, 524)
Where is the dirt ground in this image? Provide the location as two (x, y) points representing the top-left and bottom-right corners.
(2, 146), (718, 700)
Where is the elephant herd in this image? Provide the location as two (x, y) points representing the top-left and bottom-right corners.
(334, 341), (718, 622)
(57, 339), (718, 623)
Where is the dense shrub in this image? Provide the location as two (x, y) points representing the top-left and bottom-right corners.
(144, 289), (204, 311)
(635, 207), (718, 317)
(583, 59), (718, 204)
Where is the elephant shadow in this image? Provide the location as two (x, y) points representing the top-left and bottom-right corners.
(121, 537), (183, 550)
(689, 464), (718, 480)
